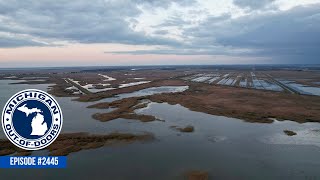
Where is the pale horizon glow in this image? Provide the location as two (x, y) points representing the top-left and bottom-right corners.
(0, 43), (269, 68)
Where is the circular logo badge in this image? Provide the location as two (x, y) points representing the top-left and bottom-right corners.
(2, 89), (63, 150)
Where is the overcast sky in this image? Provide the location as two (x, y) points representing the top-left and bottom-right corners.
(0, 0), (319, 67)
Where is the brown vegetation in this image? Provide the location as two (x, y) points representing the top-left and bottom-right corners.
(0, 132), (154, 156)
(89, 97), (157, 122)
(283, 130), (297, 136)
(171, 125), (195, 133)
(149, 83), (320, 123)
(184, 170), (209, 180)
(89, 81), (320, 123)
(3, 69), (320, 124)
(75, 79), (187, 102)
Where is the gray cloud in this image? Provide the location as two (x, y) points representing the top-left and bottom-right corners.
(233, 0), (275, 9)
(119, 4), (320, 63)
(0, 0), (190, 46)
(1, 0), (320, 64)
(212, 5), (320, 63)
(0, 36), (46, 48)
(133, 0), (196, 8)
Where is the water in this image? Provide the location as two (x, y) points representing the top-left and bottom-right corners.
(259, 80), (283, 91)
(0, 80), (114, 137)
(117, 86), (188, 99)
(279, 80), (320, 96)
(0, 80), (52, 137)
(288, 83), (320, 96)
(98, 85), (189, 103)
(0, 81), (189, 135)
(1, 80), (320, 179)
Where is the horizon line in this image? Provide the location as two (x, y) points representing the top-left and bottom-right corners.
(0, 64), (319, 70)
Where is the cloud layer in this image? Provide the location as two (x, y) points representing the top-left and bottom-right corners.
(0, 0), (319, 64)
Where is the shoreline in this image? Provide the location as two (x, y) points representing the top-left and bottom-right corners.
(0, 132), (154, 156)
(88, 82), (320, 124)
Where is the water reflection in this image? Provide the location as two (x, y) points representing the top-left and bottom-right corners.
(1, 80), (320, 179)
(98, 86), (189, 103)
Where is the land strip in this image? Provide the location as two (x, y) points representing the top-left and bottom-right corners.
(65, 78), (92, 94)
(0, 132), (154, 156)
(89, 82), (320, 123)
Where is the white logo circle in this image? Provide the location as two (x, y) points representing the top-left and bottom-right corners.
(1, 89), (63, 150)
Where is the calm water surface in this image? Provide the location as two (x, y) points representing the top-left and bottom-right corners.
(1, 80), (320, 180)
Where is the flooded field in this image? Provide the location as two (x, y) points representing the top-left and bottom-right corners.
(1, 0), (320, 176)
(116, 86), (189, 99)
(182, 72), (285, 92)
(1, 79), (320, 179)
(182, 71), (320, 95)
(278, 80), (320, 96)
